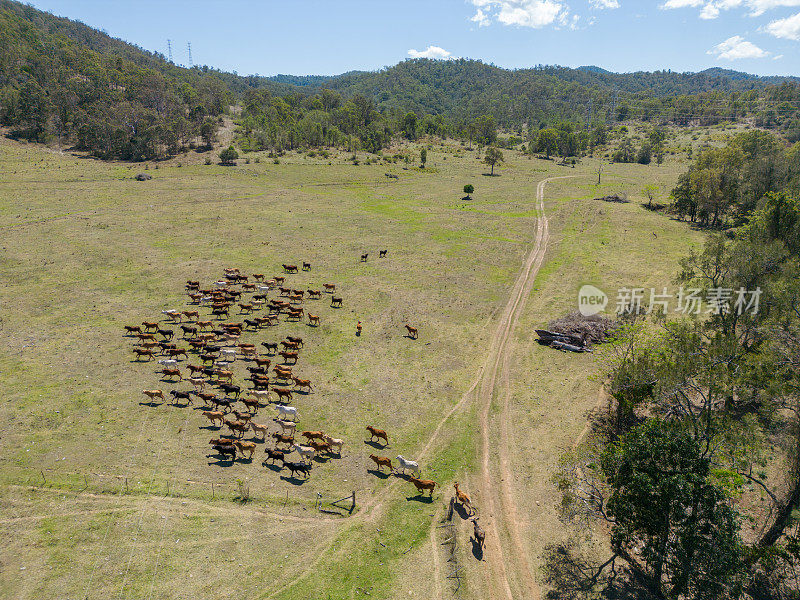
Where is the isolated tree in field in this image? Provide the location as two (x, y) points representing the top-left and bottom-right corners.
(473, 114), (497, 146)
(219, 145), (238, 165)
(463, 184), (474, 200)
(420, 147), (427, 168)
(642, 184), (659, 208)
(483, 147), (503, 175)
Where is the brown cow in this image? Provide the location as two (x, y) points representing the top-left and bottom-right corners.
(369, 454), (393, 472)
(454, 482), (474, 516)
(281, 340), (300, 350)
(124, 325), (141, 335)
(182, 310), (200, 320)
(301, 431), (326, 442)
(307, 314), (320, 327)
(272, 388), (293, 403)
(133, 348), (155, 361)
(224, 418), (248, 438)
(166, 348), (188, 359)
(142, 321), (159, 331)
(408, 477), (437, 496)
(285, 336), (303, 347)
(137, 332), (156, 342)
(272, 432), (294, 446)
(282, 264), (298, 273)
(404, 324), (418, 339)
(249, 421), (269, 439)
(331, 296), (343, 307)
(309, 440), (331, 455)
(292, 377), (312, 391)
(160, 368), (182, 381)
(323, 283), (336, 292)
(307, 290), (321, 299)
(197, 320), (213, 330)
(278, 351), (298, 364)
(233, 440), (256, 460)
(202, 410), (225, 426)
(142, 389), (164, 402)
(366, 425), (388, 445)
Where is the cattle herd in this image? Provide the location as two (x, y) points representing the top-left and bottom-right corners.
(126, 263), (353, 482)
(123, 258), (483, 548)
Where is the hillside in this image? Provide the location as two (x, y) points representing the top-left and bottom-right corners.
(1, 0), (799, 161)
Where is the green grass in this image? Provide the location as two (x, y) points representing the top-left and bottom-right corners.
(0, 136), (704, 599)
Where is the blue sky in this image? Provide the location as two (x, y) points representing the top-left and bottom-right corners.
(25, 1), (800, 76)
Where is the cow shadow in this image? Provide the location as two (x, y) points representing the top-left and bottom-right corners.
(138, 401), (163, 408)
(199, 424), (221, 430)
(262, 461), (284, 472)
(207, 457), (236, 467)
(312, 454), (331, 464)
(470, 539), (484, 561)
(363, 440), (388, 449)
(406, 494), (434, 504)
(454, 503), (473, 520)
(367, 469), (392, 480)
(280, 474), (309, 485)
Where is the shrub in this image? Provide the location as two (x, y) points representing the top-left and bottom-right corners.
(219, 145), (239, 165)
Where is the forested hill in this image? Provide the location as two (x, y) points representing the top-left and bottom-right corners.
(1, 0), (799, 161)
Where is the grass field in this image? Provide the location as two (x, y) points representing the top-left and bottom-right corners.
(0, 137), (704, 599)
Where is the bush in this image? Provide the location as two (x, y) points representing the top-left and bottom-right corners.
(204, 157), (212, 165)
(219, 145), (239, 165)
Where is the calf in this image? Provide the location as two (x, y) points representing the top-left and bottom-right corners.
(379, 249), (387, 258)
(302, 262), (311, 271)
(360, 253), (368, 262)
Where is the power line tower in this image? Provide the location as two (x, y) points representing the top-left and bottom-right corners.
(187, 42), (193, 68)
(167, 39), (173, 63)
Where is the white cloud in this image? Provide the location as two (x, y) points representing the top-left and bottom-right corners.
(707, 35), (771, 59)
(762, 11), (800, 39)
(774, 53), (785, 58)
(590, 0), (620, 8)
(662, 0), (800, 17)
(469, 0), (571, 28)
(471, 7), (491, 25)
(407, 45), (452, 59)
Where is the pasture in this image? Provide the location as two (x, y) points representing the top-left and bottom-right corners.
(0, 137), (703, 599)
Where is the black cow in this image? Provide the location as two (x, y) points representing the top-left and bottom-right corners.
(283, 460), (312, 479)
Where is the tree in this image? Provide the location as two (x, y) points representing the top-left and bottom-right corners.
(463, 184), (474, 200)
(219, 145), (238, 165)
(601, 420), (745, 598)
(536, 128), (559, 159)
(401, 112), (417, 140)
(483, 146), (504, 176)
(420, 147), (427, 168)
(642, 184), (659, 208)
(473, 114), (497, 146)
(636, 141), (653, 165)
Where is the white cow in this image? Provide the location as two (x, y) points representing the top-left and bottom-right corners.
(396, 455), (420, 475)
(257, 285), (270, 294)
(323, 435), (344, 455)
(275, 419), (297, 434)
(275, 405), (298, 421)
(157, 358), (178, 367)
(221, 348), (236, 362)
(248, 390), (270, 402)
(293, 444), (315, 461)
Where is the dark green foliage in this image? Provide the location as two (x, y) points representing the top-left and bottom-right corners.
(219, 145), (238, 164)
(602, 420), (745, 599)
(0, 0), (230, 160)
(483, 146), (503, 175)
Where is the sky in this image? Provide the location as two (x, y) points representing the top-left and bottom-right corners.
(24, 0), (800, 77)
